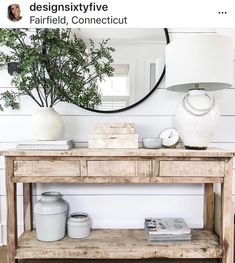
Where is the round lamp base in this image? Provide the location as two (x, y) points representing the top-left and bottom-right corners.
(185, 145), (207, 150)
(175, 89), (220, 150)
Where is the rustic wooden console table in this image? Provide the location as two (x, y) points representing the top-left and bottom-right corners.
(3, 148), (234, 263)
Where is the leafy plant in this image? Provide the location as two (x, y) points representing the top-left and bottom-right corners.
(0, 28), (115, 110)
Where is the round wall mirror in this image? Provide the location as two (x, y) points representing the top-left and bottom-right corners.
(77, 28), (169, 113)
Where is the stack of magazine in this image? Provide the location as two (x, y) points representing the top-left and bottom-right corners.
(144, 217), (191, 242)
(16, 140), (74, 150)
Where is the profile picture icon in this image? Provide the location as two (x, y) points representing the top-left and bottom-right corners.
(8, 4), (22, 22)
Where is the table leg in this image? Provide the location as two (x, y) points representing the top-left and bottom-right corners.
(23, 183), (33, 231)
(6, 157), (17, 263)
(203, 183), (214, 231)
(221, 158), (233, 263)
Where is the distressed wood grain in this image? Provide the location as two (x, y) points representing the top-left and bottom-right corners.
(87, 160), (152, 177)
(14, 160), (80, 177)
(3, 148), (234, 263)
(6, 157), (17, 263)
(13, 176), (224, 184)
(16, 229), (222, 259)
(2, 148), (234, 158)
(23, 184), (32, 232)
(204, 184), (214, 231)
(159, 161), (224, 177)
(221, 158), (234, 263)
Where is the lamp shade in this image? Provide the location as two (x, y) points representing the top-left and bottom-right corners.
(166, 35), (233, 91)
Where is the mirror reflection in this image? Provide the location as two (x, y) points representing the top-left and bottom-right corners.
(77, 28), (168, 112)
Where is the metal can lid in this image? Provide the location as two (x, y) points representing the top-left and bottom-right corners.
(41, 191), (62, 198)
(68, 212), (89, 222)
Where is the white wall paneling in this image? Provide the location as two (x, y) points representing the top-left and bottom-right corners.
(0, 223), (3, 246)
(1, 88), (235, 116)
(0, 170), (23, 196)
(1, 194), (204, 229)
(0, 170), (5, 195)
(168, 28), (216, 33)
(0, 68), (13, 88)
(35, 183), (204, 196)
(0, 196), (23, 226)
(1, 115), (235, 143)
(0, 28), (235, 245)
(0, 195), (24, 244)
(60, 195), (204, 229)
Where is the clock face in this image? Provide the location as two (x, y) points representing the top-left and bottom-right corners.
(159, 128), (180, 148)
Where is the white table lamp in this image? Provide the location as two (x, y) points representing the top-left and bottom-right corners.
(166, 35), (233, 149)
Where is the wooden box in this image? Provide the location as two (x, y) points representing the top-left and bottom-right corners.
(89, 123), (138, 148)
(88, 134), (138, 149)
(93, 123), (135, 134)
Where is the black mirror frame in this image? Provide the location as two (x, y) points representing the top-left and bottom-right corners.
(81, 28), (170, 114)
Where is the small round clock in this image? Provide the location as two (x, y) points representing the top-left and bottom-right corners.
(159, 128), (180, 148)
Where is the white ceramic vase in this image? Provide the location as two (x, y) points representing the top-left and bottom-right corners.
(34, 192), (68, 242)
(67, 212), (91, 239)
(31, 107), (64, 140)
(175, 89), (219, 150)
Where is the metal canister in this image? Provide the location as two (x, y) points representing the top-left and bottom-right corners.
(34, 191), (68, 242)
(67, 212), (91, 239)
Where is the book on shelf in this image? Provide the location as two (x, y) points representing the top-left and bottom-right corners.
(146, 233), (191, 242)
(144, 217), (191, 242)
(16, 140), (74, 150)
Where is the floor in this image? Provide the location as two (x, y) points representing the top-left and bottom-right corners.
(0, 246), (6, 263)
(0, 247), (219, 263)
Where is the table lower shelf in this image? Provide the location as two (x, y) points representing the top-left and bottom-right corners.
(16, 229), (222, 259)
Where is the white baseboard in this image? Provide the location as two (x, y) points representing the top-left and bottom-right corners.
(0, 223), (3, 246)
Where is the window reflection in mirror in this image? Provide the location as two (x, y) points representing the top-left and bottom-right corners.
(97, 64), (129, 110)
(75, 28), (169, 112)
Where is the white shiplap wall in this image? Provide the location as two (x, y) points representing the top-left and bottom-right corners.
(0, 28), (235, 246)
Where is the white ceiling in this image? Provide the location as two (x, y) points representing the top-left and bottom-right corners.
(75, 28), (166, 42)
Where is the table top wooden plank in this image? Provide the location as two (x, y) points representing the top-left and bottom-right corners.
(2, 147), (234, 157)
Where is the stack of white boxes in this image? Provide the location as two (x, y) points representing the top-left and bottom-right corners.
(88, 123), (139, 148)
